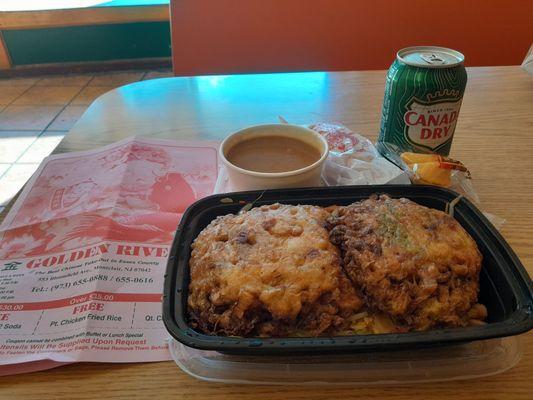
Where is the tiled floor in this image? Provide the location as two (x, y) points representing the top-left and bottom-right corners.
(0, 68), (173, 212)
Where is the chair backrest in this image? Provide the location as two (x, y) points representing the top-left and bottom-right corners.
(170, 0), (532, 76)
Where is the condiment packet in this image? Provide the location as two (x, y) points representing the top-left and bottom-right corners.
(377, 142), (505, 230)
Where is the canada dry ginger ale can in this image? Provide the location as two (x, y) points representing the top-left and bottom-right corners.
(378, 46), (467, 156)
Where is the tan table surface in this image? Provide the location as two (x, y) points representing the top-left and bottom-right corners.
(1, 66), (532, 399)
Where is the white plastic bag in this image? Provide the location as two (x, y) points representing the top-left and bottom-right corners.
(521, 44), (533, 75)
(308, 123), (410, 186)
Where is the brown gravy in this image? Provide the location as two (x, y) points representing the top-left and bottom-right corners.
(226, 136), (322, 173)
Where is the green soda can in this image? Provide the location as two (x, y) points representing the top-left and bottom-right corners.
(378, 46), (467, 156)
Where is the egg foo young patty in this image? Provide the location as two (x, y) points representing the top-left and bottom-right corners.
(188, 203), (363, 337)
(327, 195), (485, 331)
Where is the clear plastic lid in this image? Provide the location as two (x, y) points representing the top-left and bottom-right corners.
(169, 336), (523, 385)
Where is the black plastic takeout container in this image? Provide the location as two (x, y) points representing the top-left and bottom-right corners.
(163, 185), (533, 355)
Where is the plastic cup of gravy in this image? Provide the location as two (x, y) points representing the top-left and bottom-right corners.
(220, 124), (329, 190)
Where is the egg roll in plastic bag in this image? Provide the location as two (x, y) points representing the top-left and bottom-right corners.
(377, 142), (504, 229)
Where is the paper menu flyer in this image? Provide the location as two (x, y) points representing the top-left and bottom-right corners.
(0, 137), (219, 371)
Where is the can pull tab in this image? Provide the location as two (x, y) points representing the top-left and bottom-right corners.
(421, 53), (447, 65)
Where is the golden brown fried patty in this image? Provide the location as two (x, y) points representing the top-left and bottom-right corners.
(327, 195), (484, 330)
(188, 203), (363, 337)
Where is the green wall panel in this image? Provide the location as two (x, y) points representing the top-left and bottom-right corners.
(3, 22), (171, 66)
